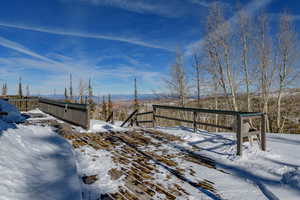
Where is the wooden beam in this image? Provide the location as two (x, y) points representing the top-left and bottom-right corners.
(120, 109), (138, 127)
(261, 114), (267, 151)
(236, 115), (243, 156)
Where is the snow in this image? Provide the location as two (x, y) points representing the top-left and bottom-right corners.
(73, 145), (124, 198)
(155, 126), (300, 200)
(0, 109), (81, 200)
(1, 99), (300, 200)
(0, 99), (25, 123)
(73, 119), (128, 133)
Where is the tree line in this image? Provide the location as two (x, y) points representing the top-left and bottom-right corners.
(165, 3), (300, 133)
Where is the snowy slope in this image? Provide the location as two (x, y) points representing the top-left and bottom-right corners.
(156, 126), (300, 200)
(0, 104), (82, 200)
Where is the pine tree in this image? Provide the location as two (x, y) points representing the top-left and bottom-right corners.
(18, 77), (23, 97)
(64, 87), (68, 101)
(107, 94), (113, 115)
(134, 78), (139, 110)
(88, 78), (94, 105)
(69, 73), (73, 102)
(102, 96), (107, 119)
(1, 83), (5, 96)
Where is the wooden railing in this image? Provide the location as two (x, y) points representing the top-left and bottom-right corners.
(135, 105), (266, 156)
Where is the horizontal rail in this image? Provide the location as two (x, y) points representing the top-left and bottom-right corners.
(155, 115), (232, 130)
(136, 120), (153, 124)
(153, 104), (263, 117)
(39, 98), (88, 111)
(155, 114), (194, 124)
(136, 111), (153, 116)
(0, 112), (8, 115)
(7, 99), (39, 102)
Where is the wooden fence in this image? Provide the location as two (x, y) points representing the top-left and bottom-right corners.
(1, 96), (39, 111)
(135, 105), (266, 156)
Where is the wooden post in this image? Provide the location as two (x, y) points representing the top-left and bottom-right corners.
(236, 114), (243, 156)
(152, 106), (156, 128)
(111, 112), (114, 124)
(261, 113), (266, 151)
(25, 99), (28, 112)
(193, 112), (197, 132)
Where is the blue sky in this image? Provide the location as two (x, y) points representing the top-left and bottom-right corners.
(0, 0), (299, 95)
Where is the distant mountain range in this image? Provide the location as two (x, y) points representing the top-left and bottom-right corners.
(35, 94), (159, 102)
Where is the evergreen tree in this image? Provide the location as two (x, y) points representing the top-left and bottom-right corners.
(69, 73), (73, 101)
(107, 94), (113, 115)
(134, 78), (139, 110)
(88, 78), (93, 105)
(64, 87), (68, 101)
(18, 77), (23, 97)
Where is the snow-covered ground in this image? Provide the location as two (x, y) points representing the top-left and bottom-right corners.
(1, 98), (300, 200)
(0, 101), (81, 200)
(74, 145), (124, 199)
(156, 126), (300, 200)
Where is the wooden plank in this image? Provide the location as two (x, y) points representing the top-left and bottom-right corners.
(261, 114), (266, 151)
(193, 112), (197, 132)
(152, 107), (156, 128)
(136, 111), (153, 116)
(236, 115), (243, 156)
(136, 120), (153, 124)
(0, 112), (8, 115)
(154, 115), (233, 130)
(121, 110), (138, 127)
(153, 104), (263, 117)
(106, 112), (114, 122)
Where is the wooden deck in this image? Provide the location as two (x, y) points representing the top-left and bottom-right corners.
(59, 129), (227, 200)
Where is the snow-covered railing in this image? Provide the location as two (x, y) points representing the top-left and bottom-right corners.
(151, 105), (267, 156)
(38, 98), (90, 129)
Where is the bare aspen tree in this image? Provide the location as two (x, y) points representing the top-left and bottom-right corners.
(2, 83), (7, 96)
(276, 12), (299, 132)
(165, 49), (188, 107)
(205, 2), (238, 111)
(78, 79), (87, 104)
(192, 51), (202, 107)
(134, 78), (139, 110)
(255, 13), (275, 131)
(238, 9), (252, 112)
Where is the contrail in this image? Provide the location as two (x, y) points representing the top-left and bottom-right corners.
(0, 22), (173, 52)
